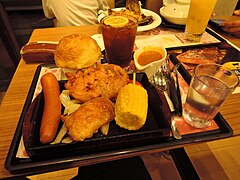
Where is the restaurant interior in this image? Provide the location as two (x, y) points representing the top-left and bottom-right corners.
(0, 0), (240, 179)
(0, 0), (52, 95)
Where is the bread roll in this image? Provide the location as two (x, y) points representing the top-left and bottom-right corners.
(54, 34), (102, 69)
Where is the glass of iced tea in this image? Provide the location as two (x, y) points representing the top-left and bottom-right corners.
(100, 15), (138, 69)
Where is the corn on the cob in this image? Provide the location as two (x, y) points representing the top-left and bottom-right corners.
(115, 83), (148, 130)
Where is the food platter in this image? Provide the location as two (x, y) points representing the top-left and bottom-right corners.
(98, 8), (162, 32)
(17, 70), (171, 160)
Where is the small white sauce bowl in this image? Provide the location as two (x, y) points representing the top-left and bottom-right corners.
(134, 45), (167, 78)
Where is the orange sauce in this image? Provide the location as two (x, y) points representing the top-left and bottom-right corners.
(137, 50), (163, 66)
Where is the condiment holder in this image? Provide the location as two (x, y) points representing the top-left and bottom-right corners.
(134, 45), (167, 78)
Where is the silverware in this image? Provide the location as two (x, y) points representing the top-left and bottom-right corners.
(152, 68), (182, 139)
(169, 76), (180, 113)
(170, 116), (182, 140)
(169, 54), (184, 116)
(152, 71), (174, 111)
(173, 63), (182, 116)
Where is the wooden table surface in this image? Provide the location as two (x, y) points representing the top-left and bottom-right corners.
(0, 24), (240, 179)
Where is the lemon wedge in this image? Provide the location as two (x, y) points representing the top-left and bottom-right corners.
(104, 16), (129, 28)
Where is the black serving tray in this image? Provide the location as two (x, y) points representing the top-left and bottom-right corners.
(5, 59), (233, 175)
(22, 72), (171, 160)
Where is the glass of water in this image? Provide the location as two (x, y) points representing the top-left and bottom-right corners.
(183, 64), (239, 128)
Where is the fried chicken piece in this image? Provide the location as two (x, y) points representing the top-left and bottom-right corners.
(61, 97), (115, 141)
(64, 63), (129, 103)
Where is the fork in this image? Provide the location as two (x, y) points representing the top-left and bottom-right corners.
(152, 69), (182, 140)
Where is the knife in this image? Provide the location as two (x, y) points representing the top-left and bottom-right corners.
(175, 66), (183, 116)
(169, 76), (181, 116)
(169, 54), (183, 116)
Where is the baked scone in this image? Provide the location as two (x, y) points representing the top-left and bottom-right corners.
(54, 34), (102, 69)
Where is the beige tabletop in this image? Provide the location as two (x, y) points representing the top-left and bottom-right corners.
(0, 24), (240, 178)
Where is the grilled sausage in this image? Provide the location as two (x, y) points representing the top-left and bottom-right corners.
(40, 73), (61, 144)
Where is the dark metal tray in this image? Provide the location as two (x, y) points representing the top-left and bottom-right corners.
(5, 57), (233, 175)
(22, 72), (171, 160)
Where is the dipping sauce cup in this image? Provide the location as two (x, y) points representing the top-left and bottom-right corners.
(184, 0), (217, 42)
(134, 45), (167, 78)
(183, 64), (239, 128)
(100, 15), (138, 69)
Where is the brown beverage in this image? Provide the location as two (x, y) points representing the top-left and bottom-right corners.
(100, 15), (138, 68)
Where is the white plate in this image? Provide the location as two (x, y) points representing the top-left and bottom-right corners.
(160, 3), (189, 25)
(98, 8), (162, 32)
(91, 34), (105, 51)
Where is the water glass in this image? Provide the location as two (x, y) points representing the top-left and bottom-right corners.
(183, 64), (239, 128)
